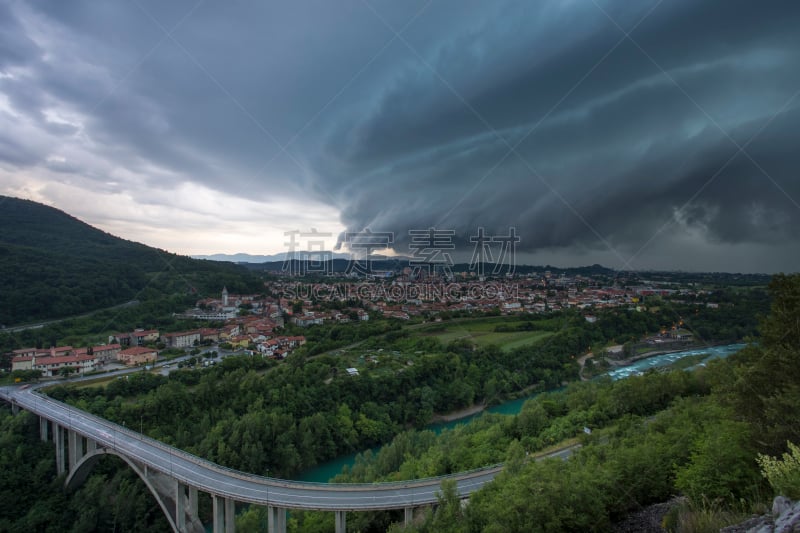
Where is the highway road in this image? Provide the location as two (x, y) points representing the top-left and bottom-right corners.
(0, 385), (504, 511)
(0, 300), (139, 334)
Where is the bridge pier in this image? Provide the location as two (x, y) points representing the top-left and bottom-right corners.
(171, 481), (202, 533)
(68, 429), (83, 470)
(225, 499), (235, 532)
(267, 506), (286, 533)
(40, 416), (48, 441)
(175, 481), (185, 532)
(55, 424), (65, 475)
(405, 506), (414, 526)
(335, 510), (346, 533)
(212, 496), (222, 532)
(212, 495), (235, 533)
(188, 486), (198, 519)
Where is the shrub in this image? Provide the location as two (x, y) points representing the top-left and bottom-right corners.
(757, 441), (800, 499)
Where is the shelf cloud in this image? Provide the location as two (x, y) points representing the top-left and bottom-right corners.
(1, 0), (798, 271)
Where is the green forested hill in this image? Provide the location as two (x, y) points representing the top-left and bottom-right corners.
(0, 196), (260, 326)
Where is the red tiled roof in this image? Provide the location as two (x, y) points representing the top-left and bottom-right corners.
(35, 354), (95, 365)
(119, 346), (157, 356)
(164, 330), (200, 338)
(95, 344), (121, 351)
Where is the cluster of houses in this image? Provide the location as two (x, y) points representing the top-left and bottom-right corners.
(287, 308), (370, 327)
(8, 279), (713, 378)
(10, 321), (308, 377)
(270, 273), (715, 318)
(179, 281), (678, 332)
(10, 343), (157, 377)
(255, 336), (306, 358)
(178, 286), (284, 322)
(171, 281), (711, 341)
(210, 316), (306, 359)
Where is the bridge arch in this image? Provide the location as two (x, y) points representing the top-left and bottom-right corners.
(65, 448), (180, 533)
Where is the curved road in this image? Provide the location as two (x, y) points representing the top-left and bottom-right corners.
(0, 300), (139, 334)
(0, 385), (503, 511)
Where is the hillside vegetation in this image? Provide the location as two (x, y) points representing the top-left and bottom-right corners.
(0, 196), (260, 326)
(322, 274), (797, 533)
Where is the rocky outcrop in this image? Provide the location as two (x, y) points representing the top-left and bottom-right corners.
(722, 496), (800, 533)
(612, 497), (685, 532)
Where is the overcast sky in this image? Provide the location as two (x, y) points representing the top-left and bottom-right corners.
(1, 0), (799, 272)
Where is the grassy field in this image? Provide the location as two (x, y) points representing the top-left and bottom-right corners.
(61, 369), (163, 390)
(336, 317), (560, 377)
(493, 331), (554, 351)
(63, 374), (130, 389)
(418, 318), (555, 351)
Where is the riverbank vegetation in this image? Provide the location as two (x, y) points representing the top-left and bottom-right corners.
(309, 273), (796, 532)
(45, 313), (586, 479)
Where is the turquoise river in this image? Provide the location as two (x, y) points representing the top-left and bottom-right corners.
(296, 343), (745, 482)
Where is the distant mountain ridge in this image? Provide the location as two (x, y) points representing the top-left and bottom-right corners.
(192, 252), (353, 263)
(0, 196), (258, 326)
(192, 250), (620, 276)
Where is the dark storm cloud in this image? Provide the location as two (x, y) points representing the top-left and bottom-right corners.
(2, 1), (471, 194)
(0, 129), (41, 167)
(1, 0), (798, 270)
(316, 0), (800, 267)
(0, 3), (39, 69)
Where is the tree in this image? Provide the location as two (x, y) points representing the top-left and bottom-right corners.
(10, 369), (42, 382)
(516, 401), (549, 437)
(724, 274), (800, 454)
(758, 441), (800, 499)
(505, 439), (526, 475)
(427, 479), (466, 533)
(467, 459), (611, 533)
(674, 418), (760, 501)
(623, 341), (635, 358)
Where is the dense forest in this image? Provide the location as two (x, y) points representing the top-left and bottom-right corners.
(0, 409), (172, 532)
(47, 312), (585, 479)
(0, 196), (262, 326)
(283, 274), (798, 532)
(0, 280), (775, 531)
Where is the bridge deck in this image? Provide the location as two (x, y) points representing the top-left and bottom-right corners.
(1, 386), (501, 511)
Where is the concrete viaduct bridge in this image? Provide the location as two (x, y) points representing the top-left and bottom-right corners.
(1, 385), (503, 533)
